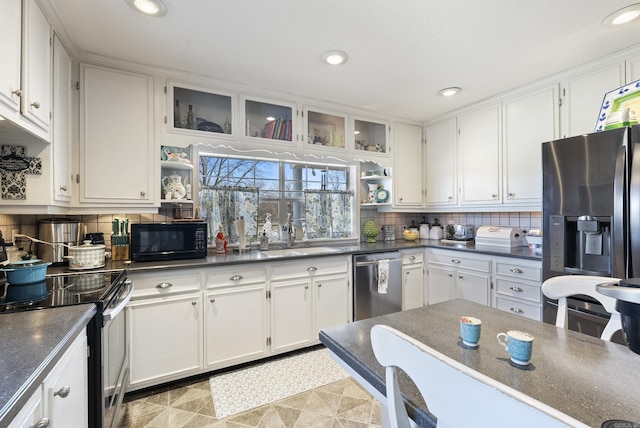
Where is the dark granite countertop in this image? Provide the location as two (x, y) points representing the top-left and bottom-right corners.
(0, 304), (96, 426)
(47, 239), (541, 276)
(319, 299), (640, 428)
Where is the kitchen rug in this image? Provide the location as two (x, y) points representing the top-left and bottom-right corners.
(209, 347), (349, 419)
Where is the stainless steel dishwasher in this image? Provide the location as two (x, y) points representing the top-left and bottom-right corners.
(353, 252), (402, 321)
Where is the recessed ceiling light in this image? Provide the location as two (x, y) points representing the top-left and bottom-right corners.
(125, 0), (167, 17)
(321, 51), (348, 65)
(438, 87), (462, 97)
(602, 3), (640, 26)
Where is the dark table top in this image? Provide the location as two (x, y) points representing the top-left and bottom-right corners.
(319, 299), (640, 428)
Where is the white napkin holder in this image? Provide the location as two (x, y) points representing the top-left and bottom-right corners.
(475, 226), (525, 248)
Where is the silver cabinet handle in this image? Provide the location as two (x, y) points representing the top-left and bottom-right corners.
(458, 274), (463, 279)
(448, 196), (453, 200)
(451, 259), (461, 264)
(31, 101), (40, 109)
(317, 283), (322, 287)
(140, 191), (146, 197)
(307, 267), (317, 272)
(31, 418), (49, 428)
(409, 256), (416, 261)
(448, 273), (453, 277)
(54, 385), (70, 398)
(405, 271), (410, 275)
(191, 301), (197, 305)
(508, 192), (515, 198)
(210, 298), (215, 303)
(510, 307), (524, 314)
(12, 89), (22, 97)
(510, 268), (523, 274)
(491, 194), (497, 198)
(510, 286), (524, 292)
(156, 282), (172, 289)
(230, 275), (243, 281)
(305, 285), (309, 289)
(59, 185), (67, 192)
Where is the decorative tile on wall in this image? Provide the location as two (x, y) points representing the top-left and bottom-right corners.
(0, 145), (42, 200)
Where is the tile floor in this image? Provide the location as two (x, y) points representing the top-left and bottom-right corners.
(116, 376), (382, 427)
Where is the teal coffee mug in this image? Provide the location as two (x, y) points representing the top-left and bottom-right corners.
(497, 330), (534, 365)
(459, 316), (482, 347)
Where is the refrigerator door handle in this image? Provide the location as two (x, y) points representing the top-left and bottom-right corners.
(629, 142), (640, 277)
(613, 143), (626, 278)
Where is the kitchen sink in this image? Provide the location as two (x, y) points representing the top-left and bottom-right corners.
(260, 246), (340, 257)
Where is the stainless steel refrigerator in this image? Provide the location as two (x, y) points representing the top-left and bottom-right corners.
(542, 124), (640, 343)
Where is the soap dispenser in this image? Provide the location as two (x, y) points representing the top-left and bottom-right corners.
(260, 231), (269, 250)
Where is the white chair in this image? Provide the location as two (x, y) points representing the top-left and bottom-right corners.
(370, 325), (579, 428)
(541, 275), (622, 341)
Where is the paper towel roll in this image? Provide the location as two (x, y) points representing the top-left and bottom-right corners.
(234, 217), (245, 250)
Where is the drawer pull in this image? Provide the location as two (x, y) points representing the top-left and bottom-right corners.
(458, 274), (463, 279)
(451, 259), (461, 264)
(409, 256), (416, 261)
(307, 266), (317, 272)
(31, 418), (49, 428)
(510, 268), (524, 274)
(54, 385), (71, 398)
(317, 283), (322, 287)
(305, 285), (309, 289)
(12, 89), (23, 97)
(510, 307), (524, 314)
(230, 275), (243, 281)
(448, 273), (453, 277)
(156, 282), (172, 289)
(31, 101), (41, 109)
(510, 286), (524, 292)
(210, 298), (215, 303)
(192, 301), (197, 306)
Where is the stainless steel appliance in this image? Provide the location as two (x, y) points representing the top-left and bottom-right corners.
(130, 223), (208, 262)
(542, 125), (640, 343)
(353, 252), (402, 321)
(37, 218), (83, 264)
(0, 270), (133, 428)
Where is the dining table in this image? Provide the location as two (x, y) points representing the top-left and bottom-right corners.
(319, 299), (640, 428)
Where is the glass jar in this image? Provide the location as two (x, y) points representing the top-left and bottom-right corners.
(172, 203), (183, 219)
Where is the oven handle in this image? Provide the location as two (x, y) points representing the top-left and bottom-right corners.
(103, 279), (133, 323)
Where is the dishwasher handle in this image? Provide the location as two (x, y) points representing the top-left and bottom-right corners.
(355, 258), (402, 268)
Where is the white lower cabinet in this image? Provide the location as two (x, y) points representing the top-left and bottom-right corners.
(426, 249), (492, 306)
(401, 250), (424, 310)
(9, 331), (88, 428)
(270, 257), (350, 354)
(127, 270), (202, 390)
(493, 257), (542, 321)
(204, 266), (268, 369)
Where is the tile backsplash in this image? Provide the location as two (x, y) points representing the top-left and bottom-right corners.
(359, 211), (541, 242)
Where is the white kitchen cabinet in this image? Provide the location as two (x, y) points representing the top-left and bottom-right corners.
(127, 270), (202, 390)
(270, 257), (349, 353)
(458, 104), (501, 206)
(304, 107), (347, 152)
(426, 248), (491, 306)
(0, 0), (22, 117)
(393, 122), (424, 208)
(560, 61), (625, 138)
(203, 266), (268, 369)
(241, 94), (297, 144)
(402, 250), (424, 310)
(353, 116), (390, 158)
(43, 331), (88, 428)
(493, 257), (542, 321)
(9, 330), (87, 428)
(425, 118), (457, 207)
(628, 55), (640, 82)
(52, 34), (72, 202)
(502, 84), (559, 207)
(79, 63), (155, 206)
(21, 0), (52, 135)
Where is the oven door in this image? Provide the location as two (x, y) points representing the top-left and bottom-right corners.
(102, 279), (133, 428)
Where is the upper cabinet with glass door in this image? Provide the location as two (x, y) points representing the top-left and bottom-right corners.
(167, 80), (236, 140)
(304, 107), (347, 153)
(241, 95), (297, 145)
(353, 117), (389, 159)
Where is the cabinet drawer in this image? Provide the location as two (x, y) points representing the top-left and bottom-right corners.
(495, 296), (541, 321)
(205, 266), (267, 289)
(402, 252), (424, 265)
(271, 257), (348, 280)
(495, 260), (540, 282)
(495, 278), (541, 303)
(428, 252), (490, 273)
(130, 270), (200, 298)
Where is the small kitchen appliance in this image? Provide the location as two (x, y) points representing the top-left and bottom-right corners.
(37, 219), (83, 265)
(130, 222), (208, 262)
(474, 226), (524, 248)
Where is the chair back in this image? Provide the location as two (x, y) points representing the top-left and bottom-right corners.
(541, 275), (622, 341)
(370, 324), (585, 428)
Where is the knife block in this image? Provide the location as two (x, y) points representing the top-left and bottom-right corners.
(111, 244), (129, 261)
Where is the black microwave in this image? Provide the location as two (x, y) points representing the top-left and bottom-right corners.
(130, 223), (208, 262)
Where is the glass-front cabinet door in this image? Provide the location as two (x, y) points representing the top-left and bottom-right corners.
(242, 95), (297, 143)
(168, 80), (236, 139)
(353, 117), (389, 155)
(304, 107), (347, 151)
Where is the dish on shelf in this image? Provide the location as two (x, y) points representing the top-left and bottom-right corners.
(375, 188), (389, 203)
(595, 79), (640, 132)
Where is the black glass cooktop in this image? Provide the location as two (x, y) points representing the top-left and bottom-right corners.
(0, 272), (122, 313)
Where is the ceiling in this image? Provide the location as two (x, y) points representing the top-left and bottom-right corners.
(45, 0), (640, 122)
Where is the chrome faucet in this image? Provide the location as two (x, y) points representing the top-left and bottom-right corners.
(286, 213), (296, 247)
